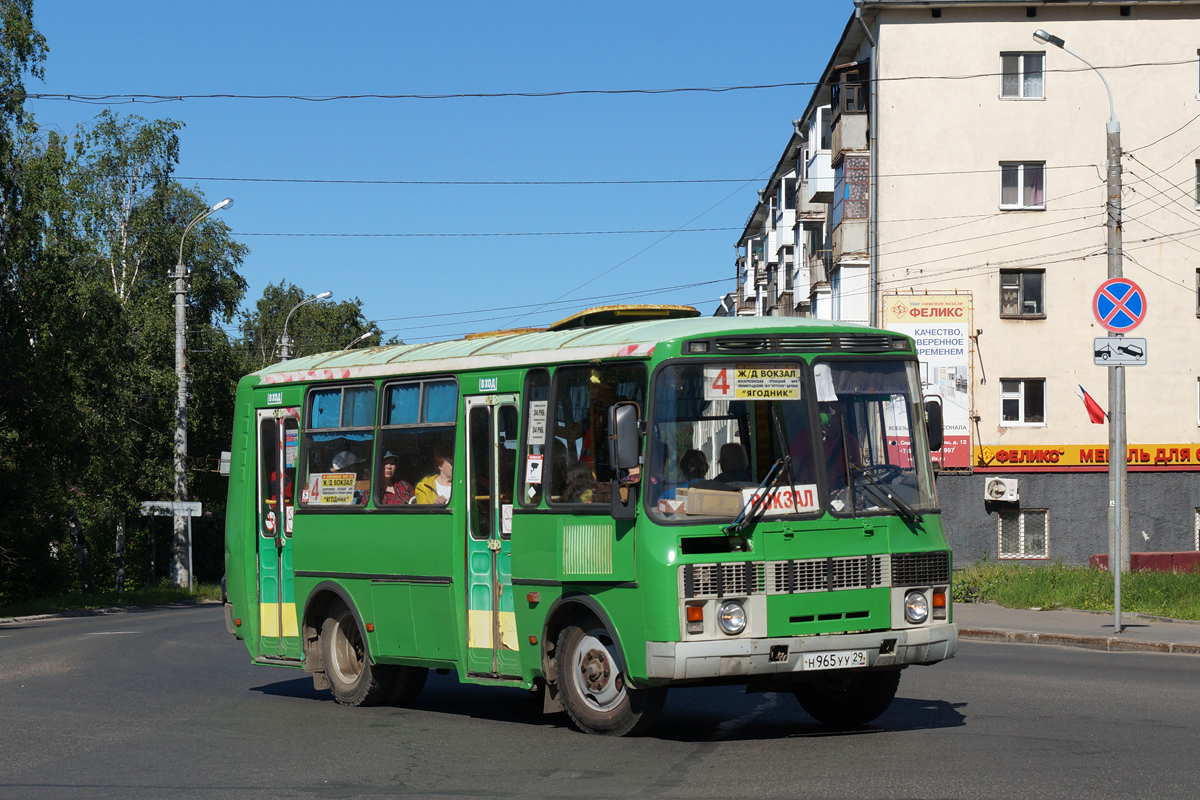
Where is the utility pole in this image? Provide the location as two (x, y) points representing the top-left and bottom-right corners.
(173, 198), (232, 589)
(1035, 29), (1127, 632)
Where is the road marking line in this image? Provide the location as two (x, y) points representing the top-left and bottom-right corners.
(85, 631), (139, 636)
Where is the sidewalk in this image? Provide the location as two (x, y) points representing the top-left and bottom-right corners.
(955, 602), (1200, 655)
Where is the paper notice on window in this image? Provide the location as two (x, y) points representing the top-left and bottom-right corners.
(703, 365), (801, 400)
(307, 473), (356, 505)
(525, 453), (544, 484)
(813, 363), (838, 402)
(501, 504), (513, 534)
(527, 401), (548, 445)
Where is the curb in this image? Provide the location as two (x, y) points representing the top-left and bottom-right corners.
(960, 626), (1200, 656)
(0, 599), (222, 626)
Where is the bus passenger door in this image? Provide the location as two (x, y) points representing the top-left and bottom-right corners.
(256, 407), (302, 660)
(464, 394), (521, 678)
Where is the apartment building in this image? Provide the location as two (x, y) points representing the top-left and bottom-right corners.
(727, 0), (1200, 565)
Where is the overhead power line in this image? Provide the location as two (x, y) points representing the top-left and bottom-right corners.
(231, 227), (739, 238)
(17, 56), (1197, 105)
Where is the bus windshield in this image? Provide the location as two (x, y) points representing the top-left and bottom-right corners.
(647, 359), (936, 521)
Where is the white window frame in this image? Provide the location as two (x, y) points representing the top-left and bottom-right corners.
(1000, 52), (1044, 99)
(1000, 378), (1046, 427)
(998, 509), (1049, 560)
(1000, 162), (1046, 210)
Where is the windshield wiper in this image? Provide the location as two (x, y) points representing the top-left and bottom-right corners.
(850, 463), (923, 524)
(722, 455), (789, 536)
(723, 406), (795, 536)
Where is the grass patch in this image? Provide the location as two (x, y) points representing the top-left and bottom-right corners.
(952, 562), (1200, 621)
(0, 583), (222, 619)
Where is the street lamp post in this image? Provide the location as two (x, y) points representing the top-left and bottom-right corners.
(280, 291), (333, 360)
(343, 331), (376, 350)
(1034, 29), (1126, 632)
(173, 197), (232, 590)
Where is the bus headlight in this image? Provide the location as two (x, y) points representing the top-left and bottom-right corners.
(716, 601), (747, 635)
(904, 591), (929, 624)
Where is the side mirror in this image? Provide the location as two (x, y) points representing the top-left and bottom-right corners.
(608, 402), (641, 472)
(607, 401), (641, 519)
(924, 397), (944, 453)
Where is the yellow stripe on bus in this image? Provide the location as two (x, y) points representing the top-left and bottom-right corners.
(499, 611), (517, 651)
(260, 602), (299, 639)
(260, 603), (279, 638)
(468, 609), (492, 649)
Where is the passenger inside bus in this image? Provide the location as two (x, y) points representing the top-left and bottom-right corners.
(713, 443), (751, 484)
(790, 400), (861, 500)
(415, 445), (454, 505)
(379, 450), (415, 505)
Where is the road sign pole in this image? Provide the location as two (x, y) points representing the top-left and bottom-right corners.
(1106, 119), (1126, 632)
(1108, 362), (1118, 633)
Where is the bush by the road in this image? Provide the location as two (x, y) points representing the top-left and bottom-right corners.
(953, 562), (1200, 620)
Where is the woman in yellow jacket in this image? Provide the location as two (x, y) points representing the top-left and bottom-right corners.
(414, 446), (453, 505)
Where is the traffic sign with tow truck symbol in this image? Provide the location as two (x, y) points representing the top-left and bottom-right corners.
(1094, 337), (1147, 366)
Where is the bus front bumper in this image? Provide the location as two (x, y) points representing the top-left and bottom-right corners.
(644, 622), (957, 683)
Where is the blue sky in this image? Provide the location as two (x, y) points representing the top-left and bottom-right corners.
(29, 2), (854, 341)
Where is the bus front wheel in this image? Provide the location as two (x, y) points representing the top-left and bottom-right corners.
(794, 669), (901, 727)
(320, 600), (395, 707)
(556, 620), (666, 736)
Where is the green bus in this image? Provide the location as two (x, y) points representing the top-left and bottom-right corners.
(224, 305), (957, 735)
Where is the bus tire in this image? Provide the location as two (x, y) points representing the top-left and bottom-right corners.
(320, 600), (393, 707)
(556, 620), (666, 736)
(387, 666), (428, 707)
(794, 669), (901, 727)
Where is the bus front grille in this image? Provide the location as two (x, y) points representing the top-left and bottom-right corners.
(681, 555), (899, 599)
(765, 555), (891, 594)
(682, 562), (766, 599)
(891, 551), (951, 587)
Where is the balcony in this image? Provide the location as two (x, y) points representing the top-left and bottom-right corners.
(804, 152), (833, 204)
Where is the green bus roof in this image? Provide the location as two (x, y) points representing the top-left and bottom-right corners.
(252, 315), (895, 387)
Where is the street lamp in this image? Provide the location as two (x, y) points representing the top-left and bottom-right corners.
(344, 331), (377, 350)
(172, 197), (233, 591)
(280, 290), (333, 360)
(1034, 29), (1127, 631)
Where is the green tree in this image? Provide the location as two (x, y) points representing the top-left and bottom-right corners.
(238, 281), (387, 372)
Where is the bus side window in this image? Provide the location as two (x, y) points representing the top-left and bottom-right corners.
(301, 384), (376, 507)
(519, 369), (550, 507)
(259, 417), (280, 536)
(377, 378), (458, 510)
(548, 363), (646, 506)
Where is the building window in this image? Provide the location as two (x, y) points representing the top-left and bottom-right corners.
(783, 178), (796, 210)
(1000, 378), (1045, 425)
(1195, 160), (1199, 206)
(1196, 268), (1200, 314)
(1001, 53), (1043, 98)
(998, 509), (1048, 559)
(1000, 162), (1045, 209)
(1195, 508), (1199, 550)
(1000, 270), (1044, 317)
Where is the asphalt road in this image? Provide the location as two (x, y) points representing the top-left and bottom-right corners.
(2, 605), (1199, 800)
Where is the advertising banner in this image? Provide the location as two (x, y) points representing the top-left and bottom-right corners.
(883, 295), (972, 468)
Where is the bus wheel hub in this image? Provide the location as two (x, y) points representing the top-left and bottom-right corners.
(581, 648), (611, 692)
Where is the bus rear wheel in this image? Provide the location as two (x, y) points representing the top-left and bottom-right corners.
(320, 601), (394, 707)
(794, 669), (901, 727)
(556, 620), (666, 736)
